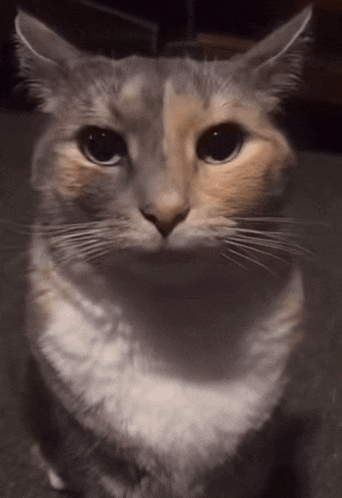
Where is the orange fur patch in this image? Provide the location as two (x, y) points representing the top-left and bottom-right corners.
(53, 82), (292, 220)
(55, 145), (108, 198)
(163, 82), (293, 218)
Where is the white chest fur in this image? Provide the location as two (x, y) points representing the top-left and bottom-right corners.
(39, 269), (303, 471)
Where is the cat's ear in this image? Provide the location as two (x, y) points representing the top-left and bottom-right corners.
(240, 6), (312, 109)
(15, 10), (82, 111)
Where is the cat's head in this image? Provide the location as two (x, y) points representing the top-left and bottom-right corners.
(15, 8), (311, 264)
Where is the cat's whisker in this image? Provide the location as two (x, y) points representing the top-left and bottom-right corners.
(50, 231), (106, 244)
(220, 251), (248, 269)
(230, 233), (312, 256)
(85, 246), (114, 263)
(51, 241), (104, 257)
(44, 226), (104, 237)
(231, 240), (302, 257)
(232, 216), (298, 223)
(0, 219), (108, 238)
(76, 240), (113, 254)
(222, 246), (276, 275)
(231, 217), (315, 227)
(35, 221), (100, 230)
(76, 241), (114, 259)
(231, 231), (290, 243)
(222, 232), (296, 253)
(229, 224), (312, 254)
(234, 215), (287, 219)
(232, 235), (295, 250)
(225, 238), (291, 266)
(52, 239), (112, 260)
(40, 224), (125, 239)
(233, 227), (299, 239)
(232, 216), (329, 227)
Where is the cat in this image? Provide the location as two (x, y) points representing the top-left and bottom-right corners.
(15, 6), (311, 498)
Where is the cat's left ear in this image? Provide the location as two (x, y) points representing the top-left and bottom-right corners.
(238, 6), (312, 109)
(15, 10), (83, 111)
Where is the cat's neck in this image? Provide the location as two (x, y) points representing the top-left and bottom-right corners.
(31, 237), (294, 380)
(33, 236), (291, 322)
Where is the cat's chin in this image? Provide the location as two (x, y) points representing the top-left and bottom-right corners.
(84, 243), (224, 285)
(97, 245), (216, 267)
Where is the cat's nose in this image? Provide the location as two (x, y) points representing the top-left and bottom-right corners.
(140, 206), (189, 237)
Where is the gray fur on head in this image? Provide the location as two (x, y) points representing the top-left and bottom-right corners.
(15, 10), (83, 111)
(15, 7), (312, 113)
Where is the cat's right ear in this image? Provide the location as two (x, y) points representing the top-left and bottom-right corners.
(235, 6), (312, 110)
(15, 10), (82, 111)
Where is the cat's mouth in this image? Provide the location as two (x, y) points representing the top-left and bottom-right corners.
(99, 243), (214, 267)
(43, 211), (299, 276)
(85, 236), (225, 284)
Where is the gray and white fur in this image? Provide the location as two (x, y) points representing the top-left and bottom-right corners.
(15, 7), (311, 498)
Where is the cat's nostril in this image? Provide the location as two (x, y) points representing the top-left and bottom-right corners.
(140, 209), (189, 237)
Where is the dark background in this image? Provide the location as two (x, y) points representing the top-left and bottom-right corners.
(1, 0), (342, 153)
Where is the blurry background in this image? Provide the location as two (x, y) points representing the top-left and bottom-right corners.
(1, 2), (342, 498)
(1, 0), (342, 152)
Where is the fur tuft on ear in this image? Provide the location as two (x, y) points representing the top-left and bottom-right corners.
(241, 6), (313, 110)
(15, 10), (82, 112)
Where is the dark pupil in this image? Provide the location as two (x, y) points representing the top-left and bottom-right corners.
(79, 127), (127, 163)
(197, 124), (244, 162)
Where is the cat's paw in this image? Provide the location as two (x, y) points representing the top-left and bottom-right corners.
(47, 468), (66, 491)
(31, 444), (66, 491)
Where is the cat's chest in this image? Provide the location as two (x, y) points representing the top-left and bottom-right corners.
(38, 269), (303, 464)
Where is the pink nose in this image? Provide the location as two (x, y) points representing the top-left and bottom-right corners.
(140, 208), (189, 237)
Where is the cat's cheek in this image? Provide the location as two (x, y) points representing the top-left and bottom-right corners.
(168, 227), (215, 251)
(167, 213), (236, 251)
(132, 234), (162, 252)
(125, 218), (163, 252)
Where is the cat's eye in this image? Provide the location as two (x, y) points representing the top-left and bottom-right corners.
(77, 126), (128, 166)
(196, 123), (245, 165)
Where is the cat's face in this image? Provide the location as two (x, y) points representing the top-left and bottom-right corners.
(34, 57), (293, 254)
(16, 8), (311, 262)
